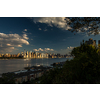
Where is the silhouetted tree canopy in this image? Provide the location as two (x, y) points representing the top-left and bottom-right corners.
(39, 42), (100, 84)
(71, 43), (98, 58)
(65, 17), (100, 35)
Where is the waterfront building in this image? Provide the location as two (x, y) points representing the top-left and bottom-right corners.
(8, 53), (11, 57)
(57, 53), (61, 57)
(85, 38), (96, 47)
(24, 49), (26, 58)
(41, 53), (43, 58)
(51, 55), (54, 58)
(39, 53), (42, 58)
(36, 52), (38, 58)
(4, 54), (7, 57)
(31, 52), (34, 58)
(20, 52), (23, 57)
(1, 54), (4, 56)
(41, 53), (46, 58)
(46, 53), (48, 57)
(29, 52), (31, 58)
(17, 53), (20, 57)
(33, 53), (36, 58)
(54, 54), (56, 58)
(26, 51), (28, 58)
(37, 54), (40, 58)
(11, 54), (17, 57)
(3, 53), (11, 57)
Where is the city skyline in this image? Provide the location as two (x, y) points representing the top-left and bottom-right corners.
(1, 17), (100, 55)
(0, 49), (70, 59)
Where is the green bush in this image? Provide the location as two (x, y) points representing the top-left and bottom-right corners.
(39, 43), (100, 84)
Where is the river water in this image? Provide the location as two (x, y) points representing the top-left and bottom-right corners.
(0, 58), (72, 74)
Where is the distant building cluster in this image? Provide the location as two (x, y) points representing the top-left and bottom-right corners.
(85, 38), (100, 49)
(0, 50), (71, 58)
(22, 50), (49, 58)
(85, 38), (96, 47)
(22, 51), (70, 58)
(0, 53), (20, 58)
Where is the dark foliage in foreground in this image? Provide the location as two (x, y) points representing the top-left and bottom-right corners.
(39, 43), (100, 84)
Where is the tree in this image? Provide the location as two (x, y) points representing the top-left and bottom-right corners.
(69, 43), (100, 83)
(65, 17), (100, 35)
(71, 42), (98, 58)
(39, 42), (100, 84)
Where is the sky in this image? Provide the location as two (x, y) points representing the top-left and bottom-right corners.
(0, 17), (100, 55)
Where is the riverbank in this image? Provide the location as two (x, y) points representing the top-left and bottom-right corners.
(0, 57), (24, 59)
(0, 58), (70, 74)
(0, 58), (72, 83)
(0, 57), (73, 59)
(0, 64), (53, 83)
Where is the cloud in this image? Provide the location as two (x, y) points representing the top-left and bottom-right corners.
(45, 48), (50, 51)
(7, 44), (12, 46)
(0, 46), (15, 53)
(0, 33), (29, 53)
(31, 17), (71, 30)
(67, 46), (74, 50)
(24, 29), (27, 31)
(38, 48), (44, 51)
(33, 49), (39, 51)
(17, 45), (22, 47)
(44, 29), (47, 31)
(22, 29), (27, 34)
(22, 34), (29, 40)
(33, 48), (54, 52)
(33, 48), (43, 52)
(39, 28), (42, 30)
(44, 48), (54, 51)
(22, 31), (26, 34)
(50, 49), (54, 51)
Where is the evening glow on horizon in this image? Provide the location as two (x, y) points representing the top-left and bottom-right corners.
(0, 17), (100, 55)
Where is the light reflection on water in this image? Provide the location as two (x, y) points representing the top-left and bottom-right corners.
(0, 58), (72, 74)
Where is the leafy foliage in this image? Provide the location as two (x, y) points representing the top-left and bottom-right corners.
(39, 43), (100, 84)
(65, 17), (100, 35)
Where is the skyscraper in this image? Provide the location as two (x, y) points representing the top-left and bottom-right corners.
(29, 51), (31, 58)
(26, 51), (28, 58)
(24, 49), (26, 58)
(85, 38), (96, 47)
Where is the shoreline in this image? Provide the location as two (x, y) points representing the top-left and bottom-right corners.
(0, 57), (71, 60)
(0, 57), (72, 74)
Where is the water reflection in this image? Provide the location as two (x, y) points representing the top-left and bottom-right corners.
(0, 58), (71, 74)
